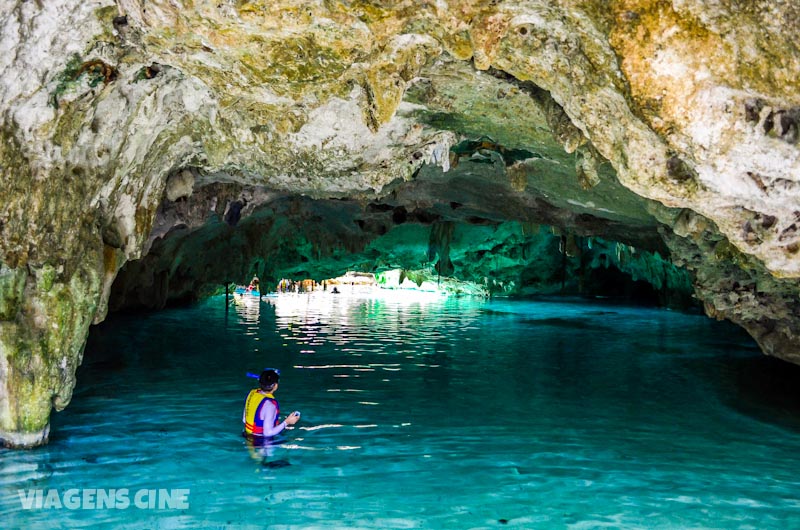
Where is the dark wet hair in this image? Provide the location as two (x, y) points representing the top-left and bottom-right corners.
(259, 369), (279, 390)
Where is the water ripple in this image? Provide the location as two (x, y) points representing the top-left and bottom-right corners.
(2, 294), (800, 528)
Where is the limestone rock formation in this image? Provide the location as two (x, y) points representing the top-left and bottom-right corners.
(1, 1), (799, 446)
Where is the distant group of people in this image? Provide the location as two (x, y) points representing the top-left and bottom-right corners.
(276, 278), (301, 293)
(275, 278), (341, 293)
(239, 275), (353, 298)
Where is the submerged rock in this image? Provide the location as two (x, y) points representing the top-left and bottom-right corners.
(1, 1), (799, 446)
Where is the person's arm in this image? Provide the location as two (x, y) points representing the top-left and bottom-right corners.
(260, 402), (301, 436)
(259, 400), (287, 437)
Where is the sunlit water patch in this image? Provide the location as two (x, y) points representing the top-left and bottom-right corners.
(3, 293), (800, 528)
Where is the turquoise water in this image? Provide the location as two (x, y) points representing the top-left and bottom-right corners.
(3, 291), (800, 528)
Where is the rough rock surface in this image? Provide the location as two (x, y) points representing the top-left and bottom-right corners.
(1, 1), (799, 446)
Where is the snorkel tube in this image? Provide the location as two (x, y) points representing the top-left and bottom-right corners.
(246, 368), (281, 380)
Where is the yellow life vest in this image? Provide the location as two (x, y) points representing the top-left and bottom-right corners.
(243, 389), (280, 435)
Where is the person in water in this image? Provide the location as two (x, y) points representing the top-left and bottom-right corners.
(242, 369), (300, 440)
(246, 276), (260, 292)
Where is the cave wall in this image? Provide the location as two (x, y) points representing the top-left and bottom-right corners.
(1, 1), (799, 446)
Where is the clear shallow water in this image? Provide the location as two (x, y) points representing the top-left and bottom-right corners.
(3, 291), (800, 528)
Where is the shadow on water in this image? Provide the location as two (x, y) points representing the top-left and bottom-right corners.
(690, 345), (800, 433)
(519, 316), (612, 332)
(724, 355), (800, 431)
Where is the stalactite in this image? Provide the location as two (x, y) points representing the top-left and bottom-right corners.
(428, 221), (455, 276)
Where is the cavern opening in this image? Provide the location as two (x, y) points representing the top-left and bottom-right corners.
(106, 185), (697, 314)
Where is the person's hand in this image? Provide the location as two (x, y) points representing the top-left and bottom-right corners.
(285, 411), (301, 425)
